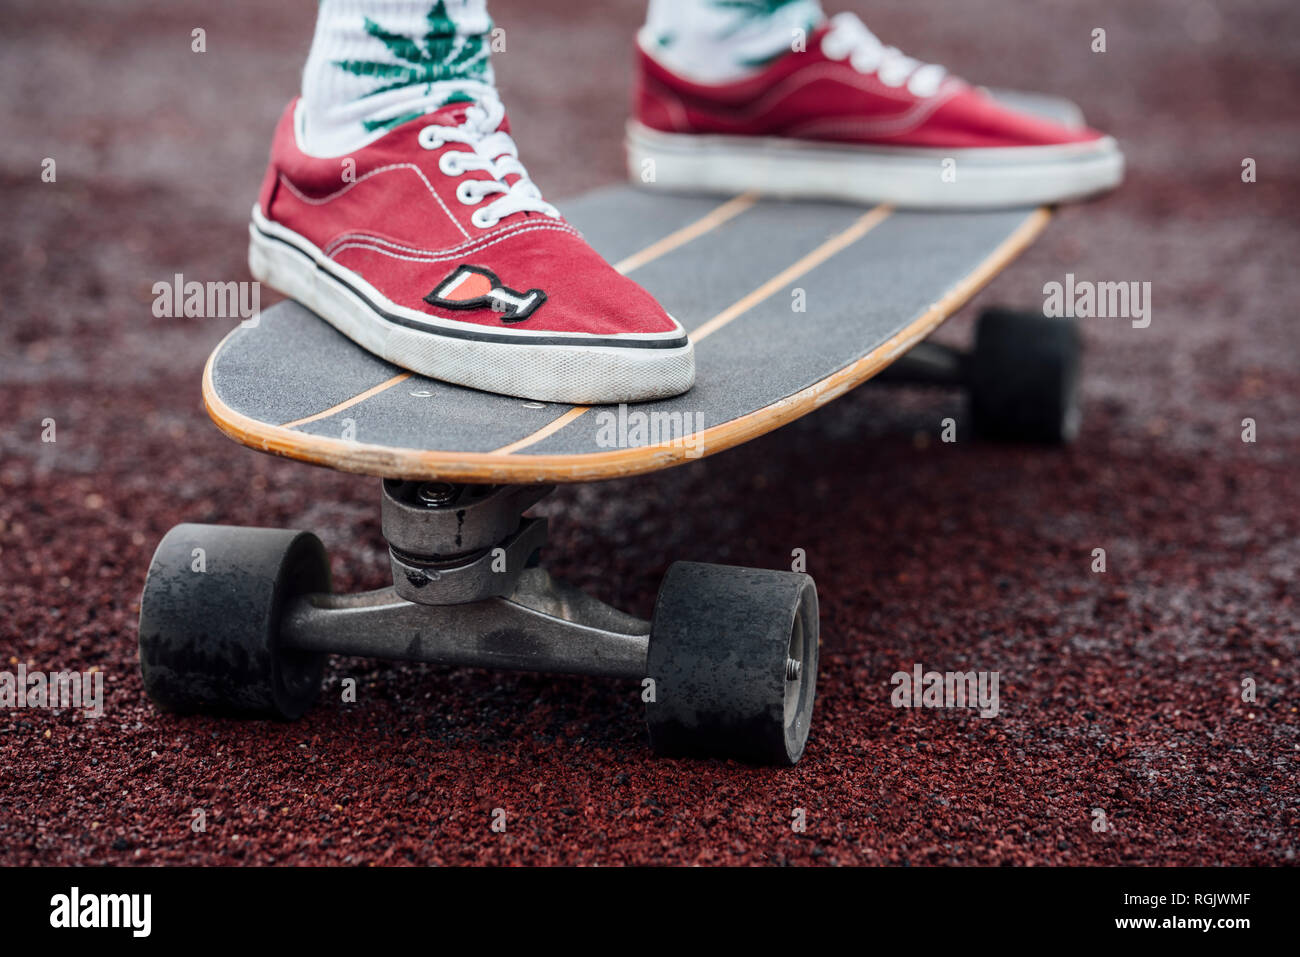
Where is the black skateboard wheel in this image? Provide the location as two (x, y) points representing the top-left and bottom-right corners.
(969, 307), (1083, 444)
(138, 524), (330, 720)
(646, 562), (819, 766)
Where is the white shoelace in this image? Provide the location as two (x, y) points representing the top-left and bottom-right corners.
(416, 97), (559, 229)
(820, 12), (948, 98)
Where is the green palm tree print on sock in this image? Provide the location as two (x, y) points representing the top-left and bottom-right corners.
(333, 2), (491, 132)
(712, 0), (809, 28)
(712, 0), (819, 66)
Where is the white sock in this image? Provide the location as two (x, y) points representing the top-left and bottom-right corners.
(300, 0), (497, 156)
(642, 0), (825, 84)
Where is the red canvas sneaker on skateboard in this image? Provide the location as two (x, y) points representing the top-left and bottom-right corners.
(629, 11), (1123, 209)
(251, 97), (694, 404)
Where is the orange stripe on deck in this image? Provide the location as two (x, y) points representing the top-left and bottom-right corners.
(492, 406), (591, 454)
(280, 373), (411, 429)
(690, 205), (892, 344)
(612, 192), (757, 275)
(495, 205), (893, 456)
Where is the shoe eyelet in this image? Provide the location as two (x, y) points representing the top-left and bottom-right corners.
(456, 181), (482, 205)
(439, 152), (464, 175)
(418, 127), (444, 150)
(471, 209), (497, 229)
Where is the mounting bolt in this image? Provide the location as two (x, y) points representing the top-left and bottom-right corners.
(785, 658), (802, 682)
(416, 482), (458, 507)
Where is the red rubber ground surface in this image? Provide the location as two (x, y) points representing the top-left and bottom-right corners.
(1, 0), (1297, 866)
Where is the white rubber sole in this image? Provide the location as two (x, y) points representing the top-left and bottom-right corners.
(626, 120), (1124, 209)
(248, 208), (695, 405)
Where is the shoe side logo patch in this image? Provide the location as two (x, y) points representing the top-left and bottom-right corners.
(425, 265), (546, 323)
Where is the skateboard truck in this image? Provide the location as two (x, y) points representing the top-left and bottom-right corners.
(139, 481), (820, 765)
(381, 481), (551, 604)
(873, 308), (1083, 444)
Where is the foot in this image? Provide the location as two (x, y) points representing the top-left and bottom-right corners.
(629, 11), (1123, 209)
(250, 97), (694, 404)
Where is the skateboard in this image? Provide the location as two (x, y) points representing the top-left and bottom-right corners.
(139, 97), (1085, 766)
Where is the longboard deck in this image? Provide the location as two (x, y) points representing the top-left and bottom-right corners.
(206, 191), (1050, 483)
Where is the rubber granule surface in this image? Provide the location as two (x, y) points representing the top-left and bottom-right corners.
(0, 0), (1296, 865)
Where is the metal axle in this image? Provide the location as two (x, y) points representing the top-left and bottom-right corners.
(872, 340), (967, 387)
(280, 482), (651, 680)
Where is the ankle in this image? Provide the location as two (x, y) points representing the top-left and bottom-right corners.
(642, 0), (825, 84)
(300, 0), (496, 155)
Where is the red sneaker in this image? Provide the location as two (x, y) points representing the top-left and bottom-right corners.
(629, 12), (1123, 208)
(251, 98), (694, 404)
